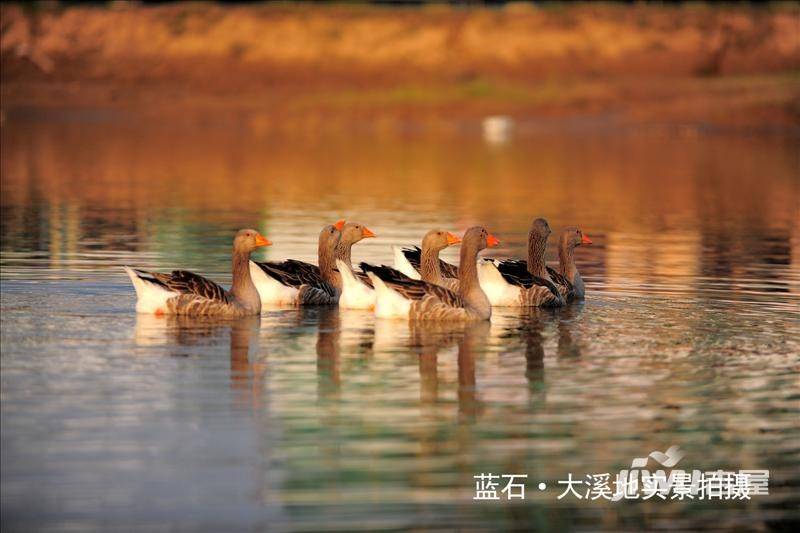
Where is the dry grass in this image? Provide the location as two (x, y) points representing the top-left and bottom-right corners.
(1, 2), (798, 130)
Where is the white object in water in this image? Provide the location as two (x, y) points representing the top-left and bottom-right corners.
(482, 115), (514, 144)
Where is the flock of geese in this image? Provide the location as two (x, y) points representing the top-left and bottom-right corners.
(124, 218), (592, 321)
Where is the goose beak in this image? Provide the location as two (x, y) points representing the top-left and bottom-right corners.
(581, 234), (593, 245)
(333, 219), (346, 231)
(486, 234), (500, 248)
(446, 232), (462, 246)
(361, 226), (376, 238)
(254, 234), (272, 247)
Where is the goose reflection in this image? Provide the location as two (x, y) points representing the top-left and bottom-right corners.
(228, 316), (265, 409)
(134, 313), (226, 352)
(409, 321), (489, 422)
(315, 307), (341, 400)
(409, 321), (462, 406)
(134, 313), (264, 408)
(556, 302), (584, 359)
(503, 307), (553, 406)
(520, 309), (546, 386)
(457, 321), (490, 421)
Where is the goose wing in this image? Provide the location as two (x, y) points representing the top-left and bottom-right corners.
(361, 263), (463, 307)
(494, 259), (562, 299)
(146, 269), (232, 303)
(401, 246), (459, 279)
(547, 265), (574, 300)
(355, 270), (374, 289)
(255, 260), (335, 296)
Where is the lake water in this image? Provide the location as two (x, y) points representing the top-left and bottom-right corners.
(1, 111), (799, 531)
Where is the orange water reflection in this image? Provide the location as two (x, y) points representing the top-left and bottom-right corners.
(2, 115), (797, 311)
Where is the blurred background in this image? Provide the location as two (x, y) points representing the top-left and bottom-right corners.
(3, 1), (799, 132)
(2, 1), (798, 268)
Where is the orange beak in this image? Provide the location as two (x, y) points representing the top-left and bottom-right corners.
(486, 233), (500, 248)
(361, 226), (376, 238)
(446, 232), (462, 246)
(333, 219), (346, 231)
(581, 234), (593, 245)
(254, 234), (272, 247)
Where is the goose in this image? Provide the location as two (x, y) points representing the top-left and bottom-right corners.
(392, 230), (462, 290)
(364, 226), (499, 321)
(335, 221), (378, 309)
(550, 226), (592, 301)
(484, 225), (592, 303)
(477, 218), (564, 307)
(249, 221), (344, 306)
(124, 229), (271, 317)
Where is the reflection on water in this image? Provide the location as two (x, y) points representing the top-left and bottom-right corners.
(1, 114), (799, 530)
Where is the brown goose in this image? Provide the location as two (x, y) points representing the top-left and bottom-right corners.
(124, 229), (271, 317)
(364, 226), (499, 321)
(250, 221), (344, 306)
(392, 230), (462, 290)
(333, 222), (376, 271)
(550, 226), (592, 301)
(477, 218), (564, 307)
(345, 229), (460, 310)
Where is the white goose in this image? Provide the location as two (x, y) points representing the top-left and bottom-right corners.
(334, 222), (378, 309)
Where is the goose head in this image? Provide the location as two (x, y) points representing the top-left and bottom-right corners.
(319, 223), (342, 251)
(234, 228), (271, 253)
(560, 226), (592, 249)
(462, 226), (500, 252)
(529, 217), (552, 243)
(422, 229), (462, 252)
(340, 222), (376, 246)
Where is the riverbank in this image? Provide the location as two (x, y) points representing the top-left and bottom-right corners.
(2, 3), (799, 132)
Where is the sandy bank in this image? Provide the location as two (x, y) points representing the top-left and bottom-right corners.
(2, 3), (799, 132)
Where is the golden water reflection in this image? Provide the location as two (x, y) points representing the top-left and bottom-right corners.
(2, 117), (798, 310)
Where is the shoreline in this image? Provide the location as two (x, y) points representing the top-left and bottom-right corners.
(2, 3), (799, 133)
(4, 74), (799, 136)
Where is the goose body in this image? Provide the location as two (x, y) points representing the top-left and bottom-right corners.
(481, 225), (592, 304)
(367, 266), (470, 321)
(125, 266), (184, 314)
(479, 218), (564, 308)
(252, 223), (342, 306)
(336, 259), (376, 309)
(555, 226), (592, 301)
(250, 259), (339, 306)
(365, 226), (498, 322)
(477, 259), (563, 307)
(125, 229), (270, 317)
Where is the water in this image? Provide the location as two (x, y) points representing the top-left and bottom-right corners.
(1, 112), (799, 531)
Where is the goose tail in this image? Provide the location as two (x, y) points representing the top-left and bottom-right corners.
(367, 271), (411, 319)
(123, 266), (176, 314)
(392, 246), (420, 279)
(336, 259), (376, 309)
